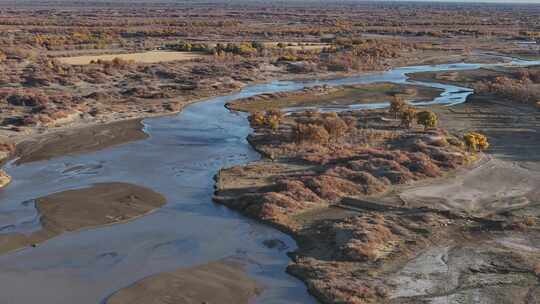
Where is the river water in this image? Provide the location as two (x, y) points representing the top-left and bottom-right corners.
(0, 59), (537, 303)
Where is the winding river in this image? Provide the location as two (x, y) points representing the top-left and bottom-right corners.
(0, 58), (538, 303)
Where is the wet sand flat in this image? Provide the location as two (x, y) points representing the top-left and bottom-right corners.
(106, 260), (261, 304)
(0, 182), (166, 254)
(15, 119), (148, 165)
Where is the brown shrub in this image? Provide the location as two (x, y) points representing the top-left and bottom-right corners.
(407, 152), (442, 177)
(276, 179), (324, 204)
(325, 166), (389, 195)
(244, 191), (315, 223)
(303, 175), (364, 201)
(321, 116), (349, 141)
(333, 215), (401, 262)
(295, 123), (330, 143)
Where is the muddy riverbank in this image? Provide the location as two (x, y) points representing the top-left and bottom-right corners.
(15, 119), (148, 165)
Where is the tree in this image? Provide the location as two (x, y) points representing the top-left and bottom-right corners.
(389, 95), (407, 119)
(249, 109), (283, 132)
(249, 111), (266, 127)
(400, 106), (417, 129)
(463, 132), (489, 152)
(416, 110), (438, 130)
(266, 109), (283, 131)
(267, 109), (284, 122)
(266, 113), (281, 132)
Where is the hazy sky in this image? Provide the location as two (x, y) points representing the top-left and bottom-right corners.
(386, 0), (540, 2)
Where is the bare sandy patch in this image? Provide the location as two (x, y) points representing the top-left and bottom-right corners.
(399, 157), (540, 216)
(57, 51), (205, 65)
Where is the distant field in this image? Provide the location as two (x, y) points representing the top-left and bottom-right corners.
(57, 51), (205, 65)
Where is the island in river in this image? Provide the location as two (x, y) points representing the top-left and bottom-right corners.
(0, 182), (166, 255)
(215, 81), (540, 303)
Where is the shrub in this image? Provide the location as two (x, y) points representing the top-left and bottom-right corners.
(416, 110), (438, 130)
(278, 55), (301, 62)
(321, 114), (348, 140)
(216, 43), (257, 56)
(91, 57), (134, 67)
(251, 41), (265, 50)
(176, 41), (192, 51)
(463, 132), (489, 152)
(295, 123), (330, 143)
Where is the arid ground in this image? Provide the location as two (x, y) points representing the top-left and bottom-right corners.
(0, 1), (539, 304)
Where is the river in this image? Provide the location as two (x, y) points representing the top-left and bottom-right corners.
(0, 58), (537, 303)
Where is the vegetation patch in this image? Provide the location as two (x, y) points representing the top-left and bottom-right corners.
(226, 83), (443, 112)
